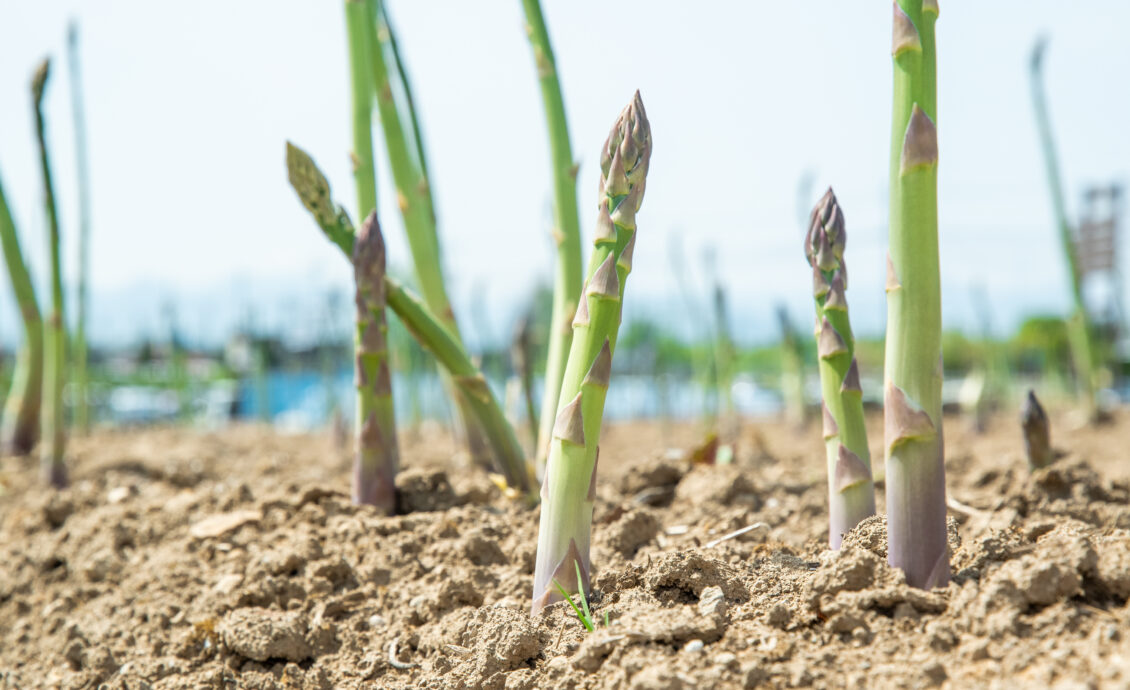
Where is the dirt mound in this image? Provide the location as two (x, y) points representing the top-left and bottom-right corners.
(1, 415), (1129, 688)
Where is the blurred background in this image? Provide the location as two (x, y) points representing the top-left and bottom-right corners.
(0, 1), (1127, 430)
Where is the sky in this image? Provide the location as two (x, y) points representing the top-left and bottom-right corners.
(0, 1), (1128, 349)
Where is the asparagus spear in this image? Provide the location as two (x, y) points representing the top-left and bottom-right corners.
(286, 142), (534, 497)
(519, 0), (584, 480)
(776, 305), (807, 428)
(1021, 389), (1053, 470)
(805, 188), (875, 549)
(32, 59), (67, 487)
(364, 1), (493, 467)
(344, 0), (377, 220)
(67, 22), (92, 434)
(0, 172), (44, 455)
(1029, 38), (1098, 419)
(511, 312), (539, 441)
(352, 211), (400, 511)
(532, 93), (651, 613)
(884, 0), (948, 588)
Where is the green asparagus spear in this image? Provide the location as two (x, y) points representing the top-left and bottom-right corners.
(1021, 389), (1053, 470)
(519, 0), (584, 480)
(532, 93), (651, 613)
(32, 59), (67, 487)
(884, 0), (949, 588)
(805, 188), (875, 549)
(344, 0), (377, 221)
(1029, 38), (1098, 420)
(0, 172), (44, 455)
(352, 211), (399, 511)
(67, 22), (92, 434)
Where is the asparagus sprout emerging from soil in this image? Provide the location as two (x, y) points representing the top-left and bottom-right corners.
(1021, 389), (1054, 471)
(0, 171), (44, 455)
(352, 212), (400, 512)
(1029, 38), (1099, 420)
(532, 93), (651, 613)
(519, 0), (584, 480)
(32, 59), (67, 487)
(884, 0), (948, 588)
(67, 22), (93, 434)
(286, 142), (534, 499)
(804, 189), (875, 549)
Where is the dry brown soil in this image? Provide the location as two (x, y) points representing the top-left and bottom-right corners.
(1, 410), (1129, 689)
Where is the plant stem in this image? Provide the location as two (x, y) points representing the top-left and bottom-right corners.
(1029, 38), (1098, 418)
(366, 1), (493, 467)
(31, 59), (67, 488)
(1021, 389), (1053, 470)
(385, 277), (534, 498)
(353, 211), (399, 511)
(511, 313), (539, 441)
(805, 189), (875, 549)
(884, 0), (948, 588)
(532, 93), (651, 613)
(520, 0), (583, 480)
(776, 306), (807, 428)
(345, 0), (378, 220)
(0, 171), (44, 455)
(66, 22), (91, 434)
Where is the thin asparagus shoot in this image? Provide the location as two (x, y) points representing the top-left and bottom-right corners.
(776, 305), (807, 428)
(0, 172), (44, 455)
(365, 1), (492, 467)
(532, 93), (651, 613)
(520, 0), (584, 480)
(66, 22), (92, 434)
(352, 211), (400, 511)
(511, 312), (539, 441)
(805, 188), (875, 549)
(884, 0), (949, 588)
(32, 58), (67, 487)
(1029, 38), (1098, 419)
(1021, 389), (1053, 470)
(344, 0), (377, 220)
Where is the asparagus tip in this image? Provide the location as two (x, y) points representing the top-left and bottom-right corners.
(31, 58), (50, 103)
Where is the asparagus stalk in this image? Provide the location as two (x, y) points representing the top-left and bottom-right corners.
(1029, 38), (1098, 419)
(1021, 389), (1053, 470)
(776, 305), (807, 428)
(0, 172), (44, 455)
(66, 22), (92, 434)
(805, 188), (875, 549)
(352, 211), (400, 511)
(884, 0), (948, 588)
(511, 312), (539, 440)
(286, 141), (534, 497)
(344, 0), (377, 220)
(532, 93), (651, 613)
(364, 1), (492, 466)
(32, 59), (67, 487)
(519, 0), (584, 479)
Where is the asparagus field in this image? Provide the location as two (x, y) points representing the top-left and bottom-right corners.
(2, 1), (1130, 688)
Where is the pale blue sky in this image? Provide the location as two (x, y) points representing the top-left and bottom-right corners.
(1, 1), (1128, 347)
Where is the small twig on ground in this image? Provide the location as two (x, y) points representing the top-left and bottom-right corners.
(388, 637), (417, 670)
(945, 496), (989, 519)
(705, 523), (766, 548)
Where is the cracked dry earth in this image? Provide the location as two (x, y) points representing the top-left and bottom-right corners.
(1, 412), (1129, 689)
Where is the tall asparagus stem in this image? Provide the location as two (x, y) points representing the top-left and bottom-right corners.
(532, 93), (651, 613)
(520, 0), (584, 479)
(286, 141), (534, 497)
(344, 0), (377, 220)
(67, 22), (92, 434)
(0, 172), (44, 455)
(511, 313), (539, 441)
(884, 0), (948, 588)
(805, 189), (875, 549)
(352, 211), (399, 511)
(32, 59), (67, 487)
(1029, 38), (1098, 418)
(1021, 389), (1053, 470)
(364, 2), (492, 466)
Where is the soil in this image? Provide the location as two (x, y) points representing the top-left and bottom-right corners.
(1, 410), (1129, 689)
